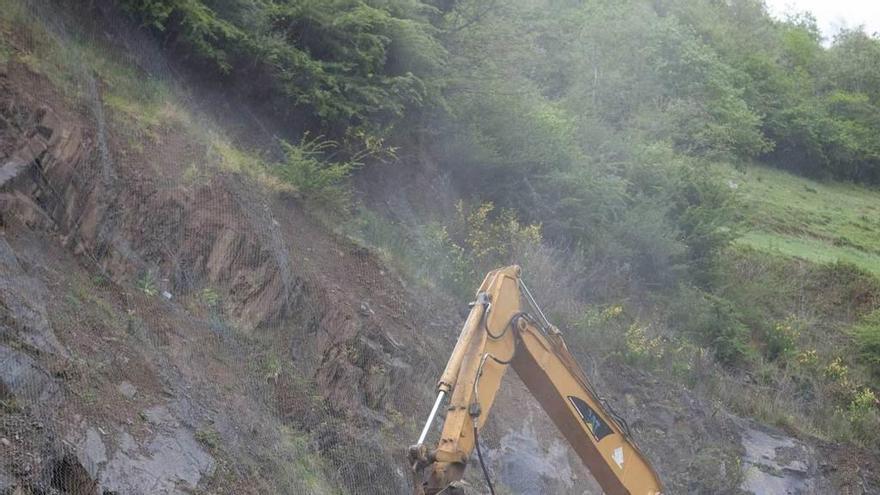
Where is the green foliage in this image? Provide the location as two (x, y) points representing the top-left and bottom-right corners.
(769, 27), (880, 181)
(278, 426), (340, 494)
(568, 303), (694, 374)
(764, 316), (802, 362)
(853, 310), (880, 376)
(700, 297), (753, 367)
(136, 271), (159, 297)
(195, 426), (222, 450)
(654, 21), (771, 158)
(116, 0), (445, 128)
(0, 35), (11, 65)
(686, 445), (746, 493)
(668, 287), (754, 366)
(200, 287), (221, 309)
(126, 0), (242, 71)
(849, 387), (879, 416)
(719, 163), (880, 276)
(695, 246), (880, 443)
(393, 201), (545, 295)
(623, 321), (665, 366)
(666, 161), (738, 282)
(274, 135), (359, 209)
(442, 89), (581, 177)
(0, 397), (21, 413)
(651, 3), (880, 183)
(112, 0), (880, 184)
(567, 304), (631, 360)
(828, 29), (880, 102)
(604, 199), (688, 287)
(845, 387), (880, 447)
(347, 201), (541, 296)
(450, 201), (541, 274)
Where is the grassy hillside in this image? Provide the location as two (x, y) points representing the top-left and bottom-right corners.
(719, 164), (880, 274)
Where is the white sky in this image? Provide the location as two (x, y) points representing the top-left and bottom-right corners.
(764, 0), (880, 42)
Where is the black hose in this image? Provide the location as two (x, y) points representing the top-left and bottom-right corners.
(481, 302), (508, 339)
(474, 424), (496, 495)
(483, 308), (533, 341)
(471, 310), (535, 495)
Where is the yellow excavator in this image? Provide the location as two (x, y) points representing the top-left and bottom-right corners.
(408, 266), (663, 495)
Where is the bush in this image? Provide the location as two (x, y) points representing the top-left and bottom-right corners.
(603, 199), (688, 288)
(274, 135), (359, 210)
(450, 202), (541, 272)
(668, 287), (754, 367)
(567, 305), (629, 360)
(846, 387), (880, 448)
(763, 316), (802, 363)
(346, 201), (542, 297)
(426, 201), (542, 295)
(667, 162), (738, 284)
(852, 309), (880, 376)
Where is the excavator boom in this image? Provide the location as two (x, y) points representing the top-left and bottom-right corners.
(409, 266), (662, 495)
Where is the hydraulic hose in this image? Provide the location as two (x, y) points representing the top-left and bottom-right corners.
(474, 424), (496, 495)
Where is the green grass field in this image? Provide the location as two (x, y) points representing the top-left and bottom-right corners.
(716, 164), (880, 274)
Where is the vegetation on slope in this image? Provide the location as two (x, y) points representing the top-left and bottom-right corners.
(113, 0), (880, 183)
(721, 164), (880, 275)
(103, 0), (880, 450)
(115, 0), (447, 130)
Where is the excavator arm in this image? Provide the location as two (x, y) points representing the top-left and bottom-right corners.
(408, 266), (663, 495)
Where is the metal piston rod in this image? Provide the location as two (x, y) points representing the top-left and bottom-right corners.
(417, 390), (446, 445)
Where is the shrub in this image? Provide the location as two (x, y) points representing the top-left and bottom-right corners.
(667, 162), (738, 284)
(274, 135), (359, 210)
(764, 316), (802, 363)
(423, 201), (543, 295)
(199, 287), (220, 309)
(417, 221), (471, 295)
(852, 309), (880, 376)
(849, 387), (878, 416)
(195, 426), (221, 450)
(704, 297), (753, 366)
(624, 322), (664, 365)
(450, 201), (542, 273)
(667, 287), (754, 366)
(346, 201), (542, 297)
(823, 356), (851, 384)
(812, 261), (880, 316)
(846, 387), (880, 447)
(135, 271), (159, 297)
(567, 304), (629, 359)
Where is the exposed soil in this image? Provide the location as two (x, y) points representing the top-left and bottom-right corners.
(0, 43), (443, 493)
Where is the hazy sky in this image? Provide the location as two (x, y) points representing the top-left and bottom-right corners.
(764, 0), (880, 41)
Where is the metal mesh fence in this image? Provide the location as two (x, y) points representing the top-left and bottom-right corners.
(0, 1), (450, 493)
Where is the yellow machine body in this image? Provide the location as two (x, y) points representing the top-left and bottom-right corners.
(409, 266), (663, 495)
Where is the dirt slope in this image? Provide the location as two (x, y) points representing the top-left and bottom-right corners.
(0, 45), (443, 493)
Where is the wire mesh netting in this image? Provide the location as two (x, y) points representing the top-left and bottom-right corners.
(0, 1), (457, 493)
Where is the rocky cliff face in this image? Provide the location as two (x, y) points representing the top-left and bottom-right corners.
(0, 5), (878, 495)
(0, 43), (440, 493)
